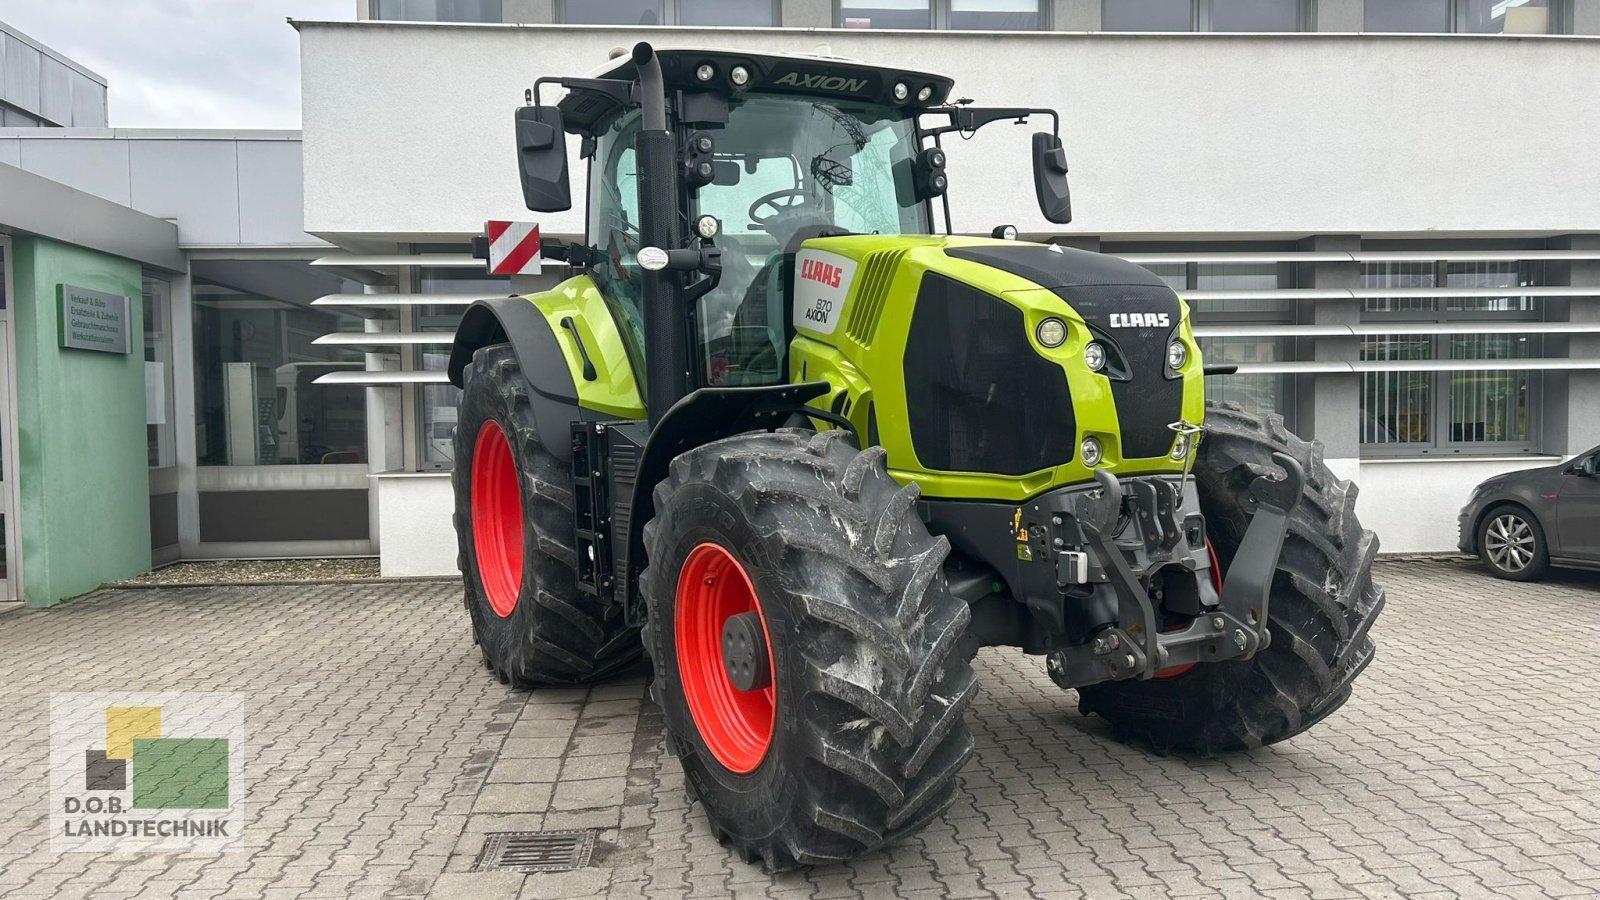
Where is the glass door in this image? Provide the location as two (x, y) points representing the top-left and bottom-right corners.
(0, 236), (18, 603)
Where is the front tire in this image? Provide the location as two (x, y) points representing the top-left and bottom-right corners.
(453, 344), (641, 687)
(1477, 505), (1549, 581)
(642, 429), (976, 870)
(1077, 403), (1386, 754)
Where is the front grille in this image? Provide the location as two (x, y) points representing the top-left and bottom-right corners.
(902, 274), (1077, 475)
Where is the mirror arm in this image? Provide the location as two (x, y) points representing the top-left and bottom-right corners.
(530, 76), (637, 115)
(921, 106), (1060, 139)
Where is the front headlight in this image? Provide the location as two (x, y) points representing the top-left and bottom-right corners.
(1167, 340), (1188, 370)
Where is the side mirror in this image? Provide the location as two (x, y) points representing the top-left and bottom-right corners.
(1582, 455), (1599, 476)
(1031, 132), (1072, 224)
(515, 105), (572, 212)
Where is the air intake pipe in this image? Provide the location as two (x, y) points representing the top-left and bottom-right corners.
(632, 42), (689, 427)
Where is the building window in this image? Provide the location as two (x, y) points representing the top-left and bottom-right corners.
(1209, 0), (1301, 30)
(1104, 0), (1194, 29)
(680, 0), (778, 25)
(562, 0), (664, 24)
(839, 0), (1045, 29)
(950, 1), (1042, 29)
(143, 274), (176, 469)
(1138, 261), (1299, 423)
(1365, 0), (1564, 33)
(1364, 0), (1451, 31)
(1104, 0), (1308, 31)
(1359, 261), (1542, 453)
(556, 0), (778, 25)
(371, 0), (504, 22)
(192, 260), (369, 467)
(841, 0), (934, 27)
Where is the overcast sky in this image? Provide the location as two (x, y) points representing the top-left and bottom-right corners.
(1, 0), (351, 129)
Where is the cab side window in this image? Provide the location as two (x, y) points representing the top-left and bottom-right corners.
(588, 112), (647, 360)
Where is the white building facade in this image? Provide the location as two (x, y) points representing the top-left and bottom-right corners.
(291, 2), (1600, 571)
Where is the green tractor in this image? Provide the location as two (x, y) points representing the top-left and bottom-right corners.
(450, 42), (1384, 870)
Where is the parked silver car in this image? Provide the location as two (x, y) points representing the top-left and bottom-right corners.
(1458, 446), (1600, 580)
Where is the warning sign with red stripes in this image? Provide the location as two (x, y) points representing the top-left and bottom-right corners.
(485, 220), (542, 275)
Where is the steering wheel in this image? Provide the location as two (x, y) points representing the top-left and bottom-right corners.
(748, 189), (812, 230)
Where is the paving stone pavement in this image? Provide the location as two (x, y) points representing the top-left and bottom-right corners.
(2, 558), (1598, 899)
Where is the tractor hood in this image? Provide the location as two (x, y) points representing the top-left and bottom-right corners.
(788, 235), (1203, 499)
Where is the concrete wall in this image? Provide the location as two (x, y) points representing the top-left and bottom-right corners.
(1354, 457), (1565, 554)
(10, 237), (152, 606)
(298, 22), (1600, 242)
(0, 130), (325, 248)
(372, 473), (456, 576)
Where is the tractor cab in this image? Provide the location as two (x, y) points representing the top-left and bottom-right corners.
(521, 47), (1069, 395)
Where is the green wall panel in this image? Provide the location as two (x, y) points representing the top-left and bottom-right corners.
(12, 237), (152, 606)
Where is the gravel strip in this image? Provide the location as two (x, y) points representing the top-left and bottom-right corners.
(115, 558), (384, 586)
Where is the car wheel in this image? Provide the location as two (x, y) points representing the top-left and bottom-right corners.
(1477, 506), (1549, 581)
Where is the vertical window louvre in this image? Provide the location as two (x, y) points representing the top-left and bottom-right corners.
(1361, 335), (1433, 445)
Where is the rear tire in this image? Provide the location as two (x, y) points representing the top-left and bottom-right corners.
(642, 429), (976, 870)
(1076, 403), (1385, 754)
(1476, 504), (1549, 581)
(453, 344), (641, 687)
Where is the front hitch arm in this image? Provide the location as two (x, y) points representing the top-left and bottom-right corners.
(1078, 469), (1162, 676)
(1218, 450), (1306, 656)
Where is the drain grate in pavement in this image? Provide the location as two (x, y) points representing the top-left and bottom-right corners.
(474, 830), (596, 873)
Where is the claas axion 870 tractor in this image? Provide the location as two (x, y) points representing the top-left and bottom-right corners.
(449, 42), (1385, 869)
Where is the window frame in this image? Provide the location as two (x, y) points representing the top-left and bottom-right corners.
(1101, 0), (1314, 32)
(1358, 259), (1546, 457)
(836, 0), (1051, 30)
(555, 0), (784, 26)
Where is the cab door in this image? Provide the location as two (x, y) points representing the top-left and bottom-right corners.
(1556, 447), (1600, 561)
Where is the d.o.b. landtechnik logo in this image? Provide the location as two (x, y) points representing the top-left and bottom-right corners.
(50, 693), (245, 852)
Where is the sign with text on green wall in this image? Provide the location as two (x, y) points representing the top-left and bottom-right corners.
(59, 284), (131, 354)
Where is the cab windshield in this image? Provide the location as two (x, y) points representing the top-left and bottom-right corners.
(588, 95), (925, 387)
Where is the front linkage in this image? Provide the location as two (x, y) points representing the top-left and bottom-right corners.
(1045, 449), (1305, 688)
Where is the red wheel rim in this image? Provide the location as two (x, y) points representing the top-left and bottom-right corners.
(1153, 540), (1226, 679)
(471, 420), (524, 618)
(675, 543), (775, 774)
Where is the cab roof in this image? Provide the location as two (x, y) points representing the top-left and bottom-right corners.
(556, 47), (955, 133)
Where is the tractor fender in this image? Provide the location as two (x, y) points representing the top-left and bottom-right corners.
(620, 381), (831, 621)
(449, 298), (582, 465)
